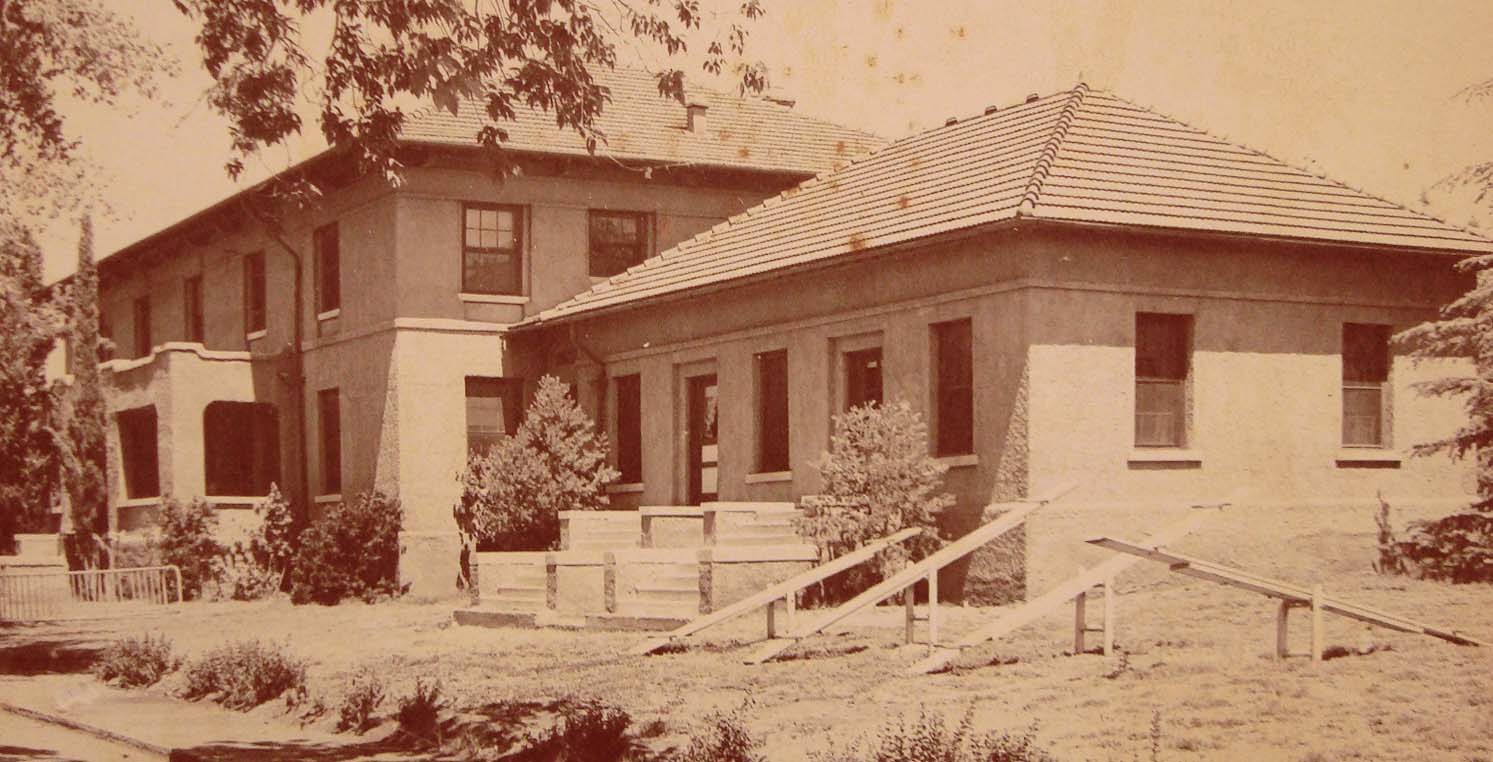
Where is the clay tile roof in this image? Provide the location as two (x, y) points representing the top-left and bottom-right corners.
(521, 83), (1493, 328)
(399, 67), (884, 175)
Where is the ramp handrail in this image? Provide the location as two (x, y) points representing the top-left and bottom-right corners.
(0, 565), (184, 622)
(743, 482), (1078, 665)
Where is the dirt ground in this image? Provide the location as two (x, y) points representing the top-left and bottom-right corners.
(4, 568), (1491, 762)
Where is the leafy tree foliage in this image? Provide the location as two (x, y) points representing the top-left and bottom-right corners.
(0, 225), (63, 551)
(455, 375), (619, 551)
(290, 491), (403, 604)
(170, 0), (769, 181)
(799, 401), (952, 599)
(56, 215), (109, 546)
(158, 496), (224, 600)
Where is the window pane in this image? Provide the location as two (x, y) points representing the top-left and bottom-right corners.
(1135, 379), (1183, 447)
(844, 347), (883, 411)
(1343, 386), (1383, 446)
(1344, 324), (1390, 383)
(589, 212), (646, 277)
(466, 377), (522, 455)
(465, 208), (481, 228)
(1136, 313), (1189, 380)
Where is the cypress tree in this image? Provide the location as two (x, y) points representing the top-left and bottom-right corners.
(0, 225), (62, 552)
(59, 214), (109, 551)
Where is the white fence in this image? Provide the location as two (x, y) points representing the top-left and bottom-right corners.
(0, 565), (183, 621)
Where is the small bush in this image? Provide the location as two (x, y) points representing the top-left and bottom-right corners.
(811, 706), (1056, 762)
(799, 401), (952, 601)
(336, 666), (386, 734)
(455, 375), (619, 552)
(396, 678), (446, 745)
(513, 699), (641, 762)
(290, 491), (403, 605)
(158, 496), (223, 600)
(1374, 496), (1493, 583)
(219, 484), (298, 600)
(678, 704), (763, 762)
(182, 639), (307, 710)
(93, 633), (178, 688)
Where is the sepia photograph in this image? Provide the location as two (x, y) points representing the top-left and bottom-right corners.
(1, 1), (1491, 759)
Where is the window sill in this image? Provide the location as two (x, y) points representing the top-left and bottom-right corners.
(245, 329), (268, 342)
(317, 308), (341, 321)
(1336, 449), (1402, 467)
(314, 493), (343, 504)
(117, 497), (161, 508)
(936, 453), (979, 469)
(460, 293), (529, 305)
(1128, 448), (1202, 465)
(205, 495), (267, 508)
(745, 470), (793, 484)
(606, 482), (645, 495)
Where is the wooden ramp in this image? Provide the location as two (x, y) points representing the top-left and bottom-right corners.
(1086, 537), (1489, 654)
(742, 483), (1078, 665)
(908, 498), (1229, 675)
(631, 526), (923, 656)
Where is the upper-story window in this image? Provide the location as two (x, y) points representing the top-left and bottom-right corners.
(132, 295), (151, 358)
(1135, 312), (1192, 447)
(1343, 323), (1391, 447)
(313, 222), (340, 314)
(184, 276), (204, 344)
(244, 251), (266, 335)
(462, 203), (523, 295)
(588, 210), (652, 278)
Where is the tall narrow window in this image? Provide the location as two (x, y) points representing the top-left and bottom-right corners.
(244, 251), (266, 334)
(132, 295), (151, 358)
(313, 222), (340, 313)
(465, 377), (523, 456)
(1343, 323), (1391, 447)
(183, 276), (204, 343)
(117, 407), (160, 499)
(755, 350), (790, 472)
(588, 210), (651, 277)
(933, 319), (974, 456)
(98, 311), (114, 362)
(1135, 313), (1191, 447)
(318, 388), (341, 495)
(614, 374), (642, 483)
(462, 204), (523, 295)
(844, 347), (883, 411)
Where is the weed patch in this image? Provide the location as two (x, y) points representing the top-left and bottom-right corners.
(182, 639), (307, 710)
(92, 633), (177, 688)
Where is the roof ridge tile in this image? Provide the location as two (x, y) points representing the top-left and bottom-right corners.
(1016, 82), (1090, 216)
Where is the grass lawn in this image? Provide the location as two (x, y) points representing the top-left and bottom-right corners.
(5, 568), (1491, 761)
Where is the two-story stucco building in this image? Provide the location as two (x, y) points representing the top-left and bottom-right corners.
(513, 84), (1491, 599)
(90, 69), (883, 593)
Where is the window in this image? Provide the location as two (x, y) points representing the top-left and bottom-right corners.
(117, 407), (159, 499)
(844, 347), (884, 411)
(244, 251), (266, 334)
(755, 350), (790, 472)
(588, 210), (651, 278)
(204, 402), (280, 496)
(465, 377), (523, 456)
(933, 319), (974, 456)
(313, 222), (340, 313)
(1135, 313), (1191, 447)
(132, 296), (151, 358)
(1343, 323), (1391, 447)
(614, 374), (642, 483)
(462, 204), (522, 295)
(183, 276), (204, 343)
(98, 311), (114, 362)
(318, 388), (341, 495)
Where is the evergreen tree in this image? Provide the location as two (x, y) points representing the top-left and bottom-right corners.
(0, 224), (63, 552)
(57, 213), (109, 547)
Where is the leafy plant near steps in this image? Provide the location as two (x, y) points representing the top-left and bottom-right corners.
(93, 633), (178, 688)
(158, 496), (222, 600)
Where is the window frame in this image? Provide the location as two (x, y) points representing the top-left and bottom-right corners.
(932, 318), (974, 457)
(843, 346), (884, 412)
(132, 295), (152, 358)
(754, 350), (791, 473)
(460, 202), (525, 296)
(318, 388), (341, 495)
(1342, 322), (1392, 448)
(464, 376), (523, 456)
(203, 402), (280, 497)
(614, 374), (643, 483)
(117, 406), (160, 499)
(183, 275), (204, 344)
(587, 209), (653, 278)
(1134, 312), (1192, 448)
(313, 222), (341, 313)
(244, 251), (267, 335)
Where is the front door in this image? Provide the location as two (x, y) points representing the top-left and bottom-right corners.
(686, 374), (719, 505)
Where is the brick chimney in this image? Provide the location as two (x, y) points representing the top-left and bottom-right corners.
(686, 99), (709, 134)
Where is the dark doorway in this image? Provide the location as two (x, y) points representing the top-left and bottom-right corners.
(686, 374), (719, 505)
(844, 347), (883, 410)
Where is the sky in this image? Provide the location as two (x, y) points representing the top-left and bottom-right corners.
(39, 0), (1493, 281)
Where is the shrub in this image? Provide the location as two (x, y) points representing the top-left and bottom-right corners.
(811, 706), (1056, 762)
(799, 401), (953, 600)
(290, 491), (403, 605)
(678, 705), (763, 762)
(336, 666), (386, 733)
(1390, 511), (1493, 583)
(93, 633), (178, 688)
(158, 496), (223, 600)
(396, 678), (446, 745)
(521, 699), (640, 762)
(219, 485), (298, 600)
(182, 639), (307, 710)
(454, 375), (619, 552)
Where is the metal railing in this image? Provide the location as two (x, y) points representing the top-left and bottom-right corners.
(0, 565), (183, 622)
